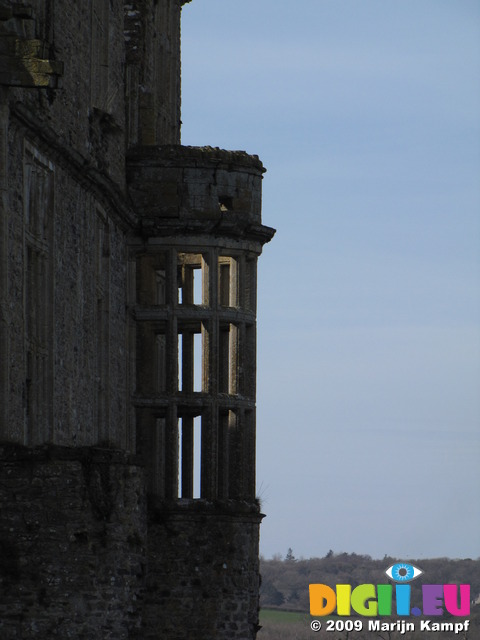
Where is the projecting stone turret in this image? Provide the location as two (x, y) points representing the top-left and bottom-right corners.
(127, 142), (274, 638)
(128, 143), (274, 500)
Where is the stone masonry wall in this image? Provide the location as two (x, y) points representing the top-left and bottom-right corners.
(0, 2), (271, 638)
(127, 145), (264, 223)
(10, 0), (128, 190)
(0, 445), (263, 640)
(144, 500), (262, 640)
(4, 117), (132, 448)
(0, 444), (146, 640)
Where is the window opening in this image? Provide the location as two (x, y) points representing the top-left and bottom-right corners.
(219, 323), (239, 395)
(155, 270), (166, 304)
(178, 415), (202, 499)
(218, 195), (233, 212)
(193, 332), (202, 392)
(219, 324), (230, 394)
(136, 253), (167, 305)
(219, 262), (230, 306)
(193, 267), (202, 305)
(177, 333), (183, 391)
(178, 325), (203, 393)
(193, 416), (201, 498)
(178, 253), (204, 305)
(178, 418), (183, 497)
(218, 256), (238, 307)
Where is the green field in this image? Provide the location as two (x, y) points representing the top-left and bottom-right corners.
(260, 609), (312, 624)
(258, 609), (314, 639)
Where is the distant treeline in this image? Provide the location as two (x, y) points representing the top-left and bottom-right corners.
(260, 551), (480, 613)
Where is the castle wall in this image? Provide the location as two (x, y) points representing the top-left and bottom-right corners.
(8, 0), (127, 188)
(3, 117), (132, 449)
(0, 444), (146, 640)
(0, 2), (274, 638)
(144, 502), (262, 640)
(1, 0), (138, 448)
(125, 0), (184, 145)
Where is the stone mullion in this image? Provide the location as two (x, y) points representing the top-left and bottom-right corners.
(244, 322), (256, 401)
(245, 256), (258, 313)
(229, 323), (239, 396)
(38, 252), (48, 442)
(228, 409), (243, 499)
(44, 232), (55, 444)
(230, 256), (239, 308)
(237, 322), (247, 397)
(164, 248), (179, 498)
(153, 417), (166, 498)
(166, 248), (178, 394)
(203, 250), (216, 394)
(182, 265), (194, 304)
(217, 411), (230, 499)
(165, 402), (179, 499)
(244, 410), (256, 500)
(200, 249), (218, 498)
(236, 254), (245, 309)
(137, 409), (156, 496)
(218, 324), (229, 394)
(0, 97), (8, 437)
(126, 257), (137, 452)
(201, 405), (218, 500)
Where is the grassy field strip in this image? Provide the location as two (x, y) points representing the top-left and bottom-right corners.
(258, 609), (314, 640)
(260, 609), (312, 623)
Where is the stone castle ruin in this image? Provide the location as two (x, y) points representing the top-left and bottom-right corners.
(0, 1), (274, 637)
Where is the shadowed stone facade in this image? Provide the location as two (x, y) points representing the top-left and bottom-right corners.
(0, 1), (274, 638)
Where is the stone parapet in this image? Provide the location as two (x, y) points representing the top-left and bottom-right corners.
(127, 145), (274, 244)
(148, 495), (263, 517)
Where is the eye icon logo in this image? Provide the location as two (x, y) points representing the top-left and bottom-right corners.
(385, 562), (423, 583)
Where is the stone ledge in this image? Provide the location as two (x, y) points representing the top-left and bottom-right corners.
(0, 441), (143, 467)
(148, 496), (264, 520)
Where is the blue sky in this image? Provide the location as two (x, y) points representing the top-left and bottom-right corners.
(181, 0), (480, 560)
